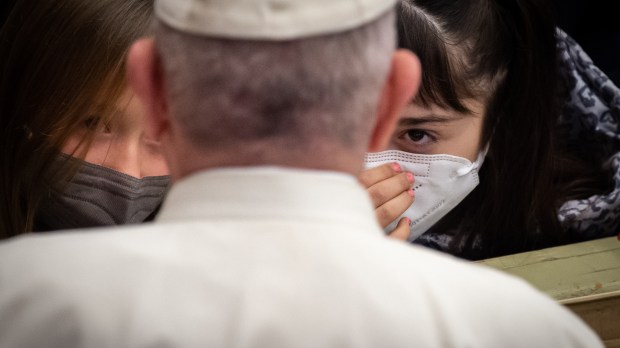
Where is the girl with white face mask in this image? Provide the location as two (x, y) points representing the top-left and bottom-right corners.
(360, 0), (618, 260)
(0, 0), (170, 237)
(362, 99), (487, 242)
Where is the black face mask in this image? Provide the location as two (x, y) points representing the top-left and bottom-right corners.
(35, 156), (170, 231)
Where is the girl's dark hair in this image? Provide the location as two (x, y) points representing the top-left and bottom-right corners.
(0, 0), (153, 237)
(398, 0), (611, 259)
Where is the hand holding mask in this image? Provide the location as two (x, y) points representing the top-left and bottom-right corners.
(364, 148), (487, 241)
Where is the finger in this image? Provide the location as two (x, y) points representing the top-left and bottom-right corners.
(367, 171), (414, 208)
(375, 188), (414, 227)
(359, 162), (402, 187)
(388, 217), (411, 241)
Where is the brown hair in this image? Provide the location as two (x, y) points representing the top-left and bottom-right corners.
(0, 0), (153, 237)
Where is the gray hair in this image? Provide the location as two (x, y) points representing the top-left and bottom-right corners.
(155, 11), (395, 152)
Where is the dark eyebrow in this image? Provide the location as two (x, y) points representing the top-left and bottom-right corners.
(398, 113), (471, 126)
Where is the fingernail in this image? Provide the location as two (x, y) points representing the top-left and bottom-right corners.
(406, 172), (414, 183)
(405, 217), (411, 226)
(392, 162), (401, 172)
(408, 189), (414, 197)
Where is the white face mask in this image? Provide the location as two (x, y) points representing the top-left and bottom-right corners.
(364, 148), (487, 241)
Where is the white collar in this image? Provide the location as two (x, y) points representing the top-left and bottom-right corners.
(157, 166), (381, 234)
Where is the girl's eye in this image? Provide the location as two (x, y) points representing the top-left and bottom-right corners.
(393, 128), (438, 153)
(404, 129), (433, 144)
(405, 129), (427, 142)
(83, 116), (112, 134)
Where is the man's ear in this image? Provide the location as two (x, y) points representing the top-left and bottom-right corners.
(126, 38), (169, 141)
(368, 49), (421, 152)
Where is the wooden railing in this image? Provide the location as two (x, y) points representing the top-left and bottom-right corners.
(478, 237), (620, 347)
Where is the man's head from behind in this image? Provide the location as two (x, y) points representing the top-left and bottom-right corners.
(127, 0), (420, 180)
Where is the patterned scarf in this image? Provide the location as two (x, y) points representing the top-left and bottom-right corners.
(556, 29), (620, 239)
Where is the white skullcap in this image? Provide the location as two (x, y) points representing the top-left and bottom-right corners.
(155, 0), (397, 40)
